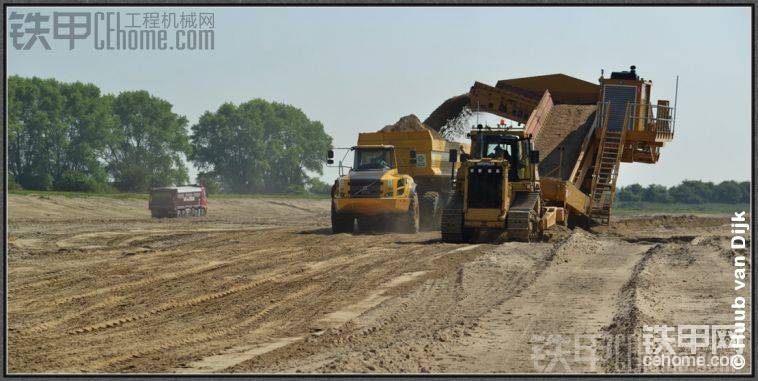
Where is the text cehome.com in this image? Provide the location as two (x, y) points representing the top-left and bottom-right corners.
(9, 11), (214, 51)
(93, 13), (214, 50)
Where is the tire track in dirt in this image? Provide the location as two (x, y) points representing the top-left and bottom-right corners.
(52, 261), (230, 307)
(177, 271), (431, 373)
(57, 244), (408, 340)
(226, 242), (513, 373)
(17, 296), (125, 336)
(411, 233), (653, 374)
(66, 267), (307, 335)
(268, 201), (321, 214)
(600, 243), (661, 373)
(80, 284), (320, 373)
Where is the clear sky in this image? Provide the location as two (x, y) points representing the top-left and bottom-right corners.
(7, 6), (751, 186)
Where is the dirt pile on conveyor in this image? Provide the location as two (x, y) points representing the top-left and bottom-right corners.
(535, 104), (596, 181)
(381, 114), (445, 139)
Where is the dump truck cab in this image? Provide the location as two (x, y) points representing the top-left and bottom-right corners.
(330, 144), (419, 233)
(442, 126), (563, 242)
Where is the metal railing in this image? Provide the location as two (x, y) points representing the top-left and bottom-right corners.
(624, 102), (676, 142)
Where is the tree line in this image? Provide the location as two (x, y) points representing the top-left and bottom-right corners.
(8, 76), (332, 194)
(617, 180), (750, 204)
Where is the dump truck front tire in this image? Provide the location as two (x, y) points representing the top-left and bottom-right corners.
(401, 193), (420, 234)
(331, 201), (354, 234)
(420, 191), (440, 230)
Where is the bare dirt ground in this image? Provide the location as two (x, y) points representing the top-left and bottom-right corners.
(7, 195), (751, 374)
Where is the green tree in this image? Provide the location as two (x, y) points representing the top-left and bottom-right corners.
(642, 184), (671, 203)
(618, 183), (644, 202)
(196, 171), (222, 195)
(713, 181), (743, 203)
(53, 81), (116, 191)
(106, 91), (190, 192)
(737, 181), (750, 203)
(9, 76), (117, 192)
(190, 99), (332, 194)
(306, 177), (332, 195)
(670, 180), (714, 204)
(8, 76), (65, 190)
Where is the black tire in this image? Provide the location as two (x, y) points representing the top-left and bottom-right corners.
(331, 200), (354, 234)
(401, 192), (420, 234)
(420, 191), (440, 230)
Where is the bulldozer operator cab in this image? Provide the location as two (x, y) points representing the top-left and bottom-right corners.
(353, 147), (396, 171)
(472, 133), (528, 181)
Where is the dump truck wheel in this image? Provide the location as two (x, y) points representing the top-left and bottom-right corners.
(441, 192), (470, 243)
(406, 193), (420, 233)
(331, 201), (353, 234)
(420, 191), (440, 230)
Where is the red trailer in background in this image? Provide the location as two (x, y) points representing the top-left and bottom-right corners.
(149, 185), (207, 218)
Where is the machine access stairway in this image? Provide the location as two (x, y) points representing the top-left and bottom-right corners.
(588, 128), (624, 225)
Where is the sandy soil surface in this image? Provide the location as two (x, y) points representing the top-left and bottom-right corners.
(7, 194), (751, 374)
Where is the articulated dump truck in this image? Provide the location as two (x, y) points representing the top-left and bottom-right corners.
(437, 65), (677, 242)
(329, 130), (469, 234)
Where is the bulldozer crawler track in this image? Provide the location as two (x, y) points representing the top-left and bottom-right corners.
(506, 192), (540, 242)
(441, 194), (466, 243)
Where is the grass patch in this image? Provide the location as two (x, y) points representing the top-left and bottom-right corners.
(613, 202), (749, 216)
(8, 190), (329, 200)
(9, 189), (148, 200)
(209, 193), (330, 200)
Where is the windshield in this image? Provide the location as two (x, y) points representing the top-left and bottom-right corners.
(485, 143), (514, 160)
(353, 148), (395, 171)
(473, 134), (528, 180)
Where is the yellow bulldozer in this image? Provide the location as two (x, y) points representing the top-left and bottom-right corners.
(328, 130), (468, 234)
(441, 126), (565, 242)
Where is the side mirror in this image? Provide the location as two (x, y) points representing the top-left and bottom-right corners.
(327, 149), (334, 159)
(530, 150), (540, 164)
(449, 149), (458, 163)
